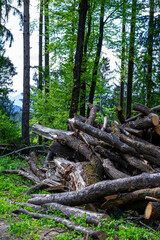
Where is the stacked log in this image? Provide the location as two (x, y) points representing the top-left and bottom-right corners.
(3, 102), (160, 236)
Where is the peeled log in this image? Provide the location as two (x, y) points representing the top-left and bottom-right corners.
(144, 202), (160, 219)
(28, 173), (160, 206)
(43, 202), (110, 225)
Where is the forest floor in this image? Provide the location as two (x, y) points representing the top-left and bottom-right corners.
(0, 155), (160, 240)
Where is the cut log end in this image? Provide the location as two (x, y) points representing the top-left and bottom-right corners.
(144, 202), (152, 219)
(151, 114), (159, 127)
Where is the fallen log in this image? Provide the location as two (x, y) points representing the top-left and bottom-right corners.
(144, 202), (160, 219)
(42, 202), (110, 225)
(32, 123), (74, 140)
(28, 173), (160, 206)
(13, 209), (108, 240)
(123, 113), (159, 130)
(102, 187), (160, 209)
(120, 134), (160, 162)
(69, 118), (138, 157)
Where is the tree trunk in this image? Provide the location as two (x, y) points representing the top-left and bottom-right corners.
(28, 173), (160, 206)
(80, 4), (92, 116)
(126, 0), (137, 119)
(120, 0), (126, 111)
(44, 0), (49, 94)
(22, 0), (30, 145)
(88, 0), (105, 111)
(69, 0), (88, 118)
(146, 0), (154, 107)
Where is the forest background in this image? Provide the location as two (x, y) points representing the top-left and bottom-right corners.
(0, 0), (160, 146)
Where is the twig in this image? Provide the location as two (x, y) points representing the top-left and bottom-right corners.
(145, 196), (160, 203)
(1, 145), (48, 158)
(139, 221), (155, 232)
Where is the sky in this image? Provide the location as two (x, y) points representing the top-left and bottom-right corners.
(6, 1), (39, 96)
(6, 1), (118, 98)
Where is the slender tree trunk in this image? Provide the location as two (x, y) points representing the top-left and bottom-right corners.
(146, 0), (154, 107)
(22, 0), (30, 145)
(120, 0), (126, 111)
(69, 0), (88, 118)
(38, 0), (43, 91)
(38, 0), (43, 144)
(80, 4), (92, 116)
(88, 0), (105, 114)
(44, 0), (49, 94)
(126, 0), (137, 119)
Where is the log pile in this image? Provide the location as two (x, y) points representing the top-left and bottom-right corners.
(3, 102), (160, 237)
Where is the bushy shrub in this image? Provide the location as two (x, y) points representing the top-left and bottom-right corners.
(0, 110), (20, 143)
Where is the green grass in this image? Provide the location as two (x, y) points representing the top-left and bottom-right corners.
(0, 155), (160, 239)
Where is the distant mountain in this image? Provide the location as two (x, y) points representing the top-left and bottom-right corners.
(12, 105), (22, 114)
(10, 93), (23, 108)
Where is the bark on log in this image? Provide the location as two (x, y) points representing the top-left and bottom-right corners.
(26, 155), (46, 180)
(13, 209), (107, 240)
(102, 158), (129, 179)
(69, 118), (138, 157)
(123, 113), (159, 130)
(121, 154), (154, 173)
(120, 133), (160, 162)
(133, 103), (160, 115)
(133, 103), (150, 116)
(102, 187), (160, 209)
(144, 202), (160, 219)
(28, 173), (160, 206)
(117, 106), (126, 123)
(86, 103), (98, 125)
(32, 123), (74, 140)
(43, 202), (111, 225)
(121, 127), (143, 137)
(3, 169), (40, 183)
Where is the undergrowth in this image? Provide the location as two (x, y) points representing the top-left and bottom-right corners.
(0, 155), (159, 239)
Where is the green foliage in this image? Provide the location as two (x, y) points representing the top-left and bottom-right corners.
(0, 110), (20, 143)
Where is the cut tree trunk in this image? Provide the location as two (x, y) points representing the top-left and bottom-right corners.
(28, 173), (160, 206)
(102, 187), (160, 209)
(13, 209), (107, 240)
(123, 113), (159, 130)
(144, 201), (160, 219)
